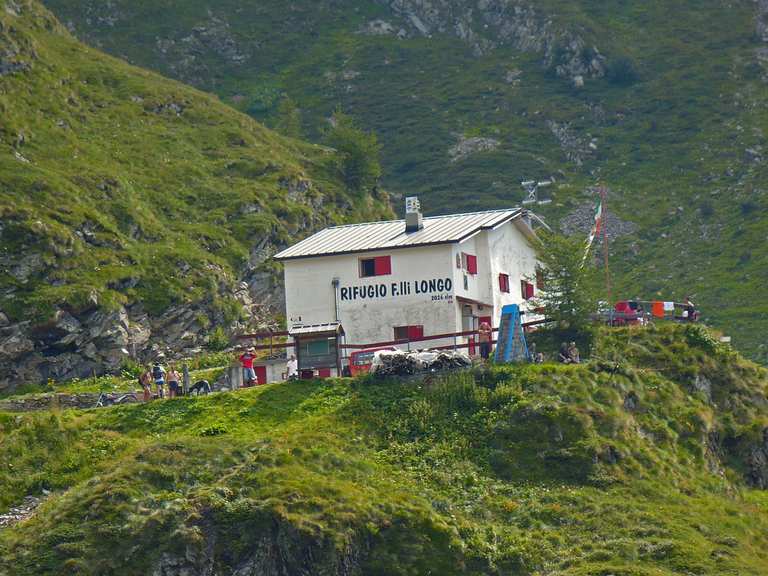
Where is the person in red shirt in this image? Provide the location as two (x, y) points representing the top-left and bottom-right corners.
(239, 348), (257, 386)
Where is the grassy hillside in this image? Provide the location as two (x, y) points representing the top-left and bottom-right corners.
(1, 324), (767, 574)
(0, 0), (391, 327)
(42, 0), (768, 362)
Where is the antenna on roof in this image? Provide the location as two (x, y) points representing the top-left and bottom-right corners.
(521, 179), (553, 206)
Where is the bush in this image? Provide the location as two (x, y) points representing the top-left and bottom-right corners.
(199, 424), (228, 436)
(207, 326), (230, 351)
(699, 200), (715, 218)
(325, 110), (382, 194)
(606, 56), (639, 86)
(740, 201), (759, 216)
(272, 97), (302, 139)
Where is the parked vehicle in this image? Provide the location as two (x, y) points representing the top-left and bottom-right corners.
(349, 347), (397, 376)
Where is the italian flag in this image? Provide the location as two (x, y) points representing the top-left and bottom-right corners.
(581, 199), (603, 266)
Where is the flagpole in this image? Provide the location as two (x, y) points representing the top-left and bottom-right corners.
(600, 185), (612, 306)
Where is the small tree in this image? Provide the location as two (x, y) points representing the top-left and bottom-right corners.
(530, 231), (599, 332)
(273, 97), (302, 139)
(325, 110), (382, 194)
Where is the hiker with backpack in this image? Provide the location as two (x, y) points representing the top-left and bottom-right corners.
(152, 361), (166, 399)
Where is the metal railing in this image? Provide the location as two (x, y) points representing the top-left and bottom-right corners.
(236, 320), (545, 354)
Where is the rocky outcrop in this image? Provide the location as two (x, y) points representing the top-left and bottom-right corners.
(0, 273), (277, 394)
(155, 9), (249, 85)
(559, 193), (637, 243)
(150, 513), (365, 576)
(546, 120), (596, 166)
(756, 0), (768, 79)
(375, 0), (605, 83)
(0, 392), (103, 412)
(745, 428), (768, 489)
(0, 495), (44, 529)
(448, 134), (501, 162)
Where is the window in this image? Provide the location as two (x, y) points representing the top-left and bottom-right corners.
(520, 280), (535, 301)
(360, 255), (391, 277)
(307, 339), (330, 356)
(536, 267), (545, 290)
(499, 273), (510, 293)
(461, 252), (478, 275)
(394, 325), (424, 341)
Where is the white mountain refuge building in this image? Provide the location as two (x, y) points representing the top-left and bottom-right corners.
(274, 198), (542, 359)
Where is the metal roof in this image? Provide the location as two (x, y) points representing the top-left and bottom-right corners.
(274, 208), (523, 260)
(289, 322), (344, 336)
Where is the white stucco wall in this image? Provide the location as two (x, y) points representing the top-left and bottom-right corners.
(449, 221), (539, 328)
(281, 217), (539, 353)
(283, 244), (458, 348)
(488, 220), (540, 321)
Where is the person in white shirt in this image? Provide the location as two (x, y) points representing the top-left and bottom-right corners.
(286, 355), (298, 379)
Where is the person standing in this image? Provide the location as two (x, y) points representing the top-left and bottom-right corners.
(684, 296), (697, 322)
(478, 321), (493, 361)
(166, 364), (181, 399)
(286, 354), (298, 380)
(568, 341), (581, 364)
(140, 366), (153, 402)
(152, 361), (166, 399)
(239, 348), (257, 386)
(182, 363), (191, 396)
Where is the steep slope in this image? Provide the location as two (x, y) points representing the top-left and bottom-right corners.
(0, 325), (767, 575)
(0, 0), (391, 391)
(43, 0), (768, 361)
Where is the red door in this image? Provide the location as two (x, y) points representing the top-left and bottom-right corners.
(254, 366), (267, 386)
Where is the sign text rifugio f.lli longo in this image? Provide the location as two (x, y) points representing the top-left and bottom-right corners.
(340, 277), (453, 302)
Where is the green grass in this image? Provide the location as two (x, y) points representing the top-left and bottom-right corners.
(41, 0), (768, 361)
(0, 0), (391, 326)
(1, 324), (767, 574)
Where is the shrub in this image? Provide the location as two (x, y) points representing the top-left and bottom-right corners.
(699, 200), (715, 218)
(325, 110), (382, 194)
(199, 424), (228, 436)
(740, 200), (759, 216)
(272, 97), (302, 139)
(208, 326), (230, 351)
(606, 56), (639, 86)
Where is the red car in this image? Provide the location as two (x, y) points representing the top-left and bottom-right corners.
(349, 347), (397, 376)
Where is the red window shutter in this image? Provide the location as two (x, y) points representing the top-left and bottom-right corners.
(407, 325), (424, 340)
(374, 256), (391, 276)
(499, 273), (510, 293)
(521, 280), (527, 299)
(525, 282), (535, 300)
(466, 254), (477, 275)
